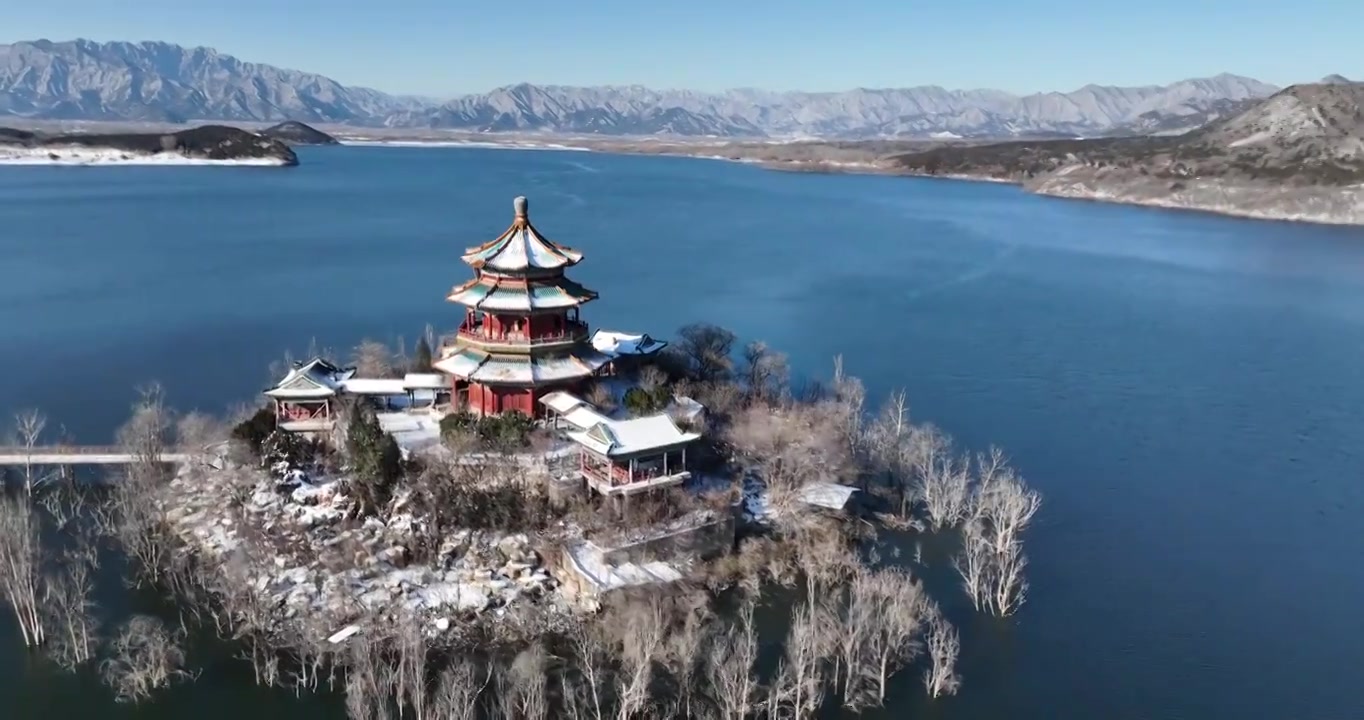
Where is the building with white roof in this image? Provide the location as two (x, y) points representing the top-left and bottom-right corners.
(590, 330), (668, 374)
(265, 360), (452, 434)
(434, 196), (613, 416)
(539, 391), (701, 497)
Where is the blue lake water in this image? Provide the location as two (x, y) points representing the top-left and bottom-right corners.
(3, 145), (1364, 719)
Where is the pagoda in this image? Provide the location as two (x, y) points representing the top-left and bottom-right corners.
(434, 196), (611, 416)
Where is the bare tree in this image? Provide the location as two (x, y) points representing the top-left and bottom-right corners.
(637, 365), (668, 394)
(791, 520), (857, 600)
(922, 607), (961, 699)
(585, 382), (616, 413)
(768, 598), (837, 719)
(345, 629), (394, 720)
(706, 598), (762, 720)
(972, 448), (1041, 555)
(43, 542), (100, 670)
(742, 341), (790, 403)
(100, 615), (192, 703)
(110, 386), (176, 582)
(989, 538), (1030, 617)
(914, 429), (972, 530)
(565, 617), (614, 720)
(609, 592), (669, 720)
(726, 403), (855, 519)
(949, 449), (1040, 617)
(673, 323), (736, 382)
(353, 339), (396, 378)
(118, 384), (173, 466)
(507, 642), (551, 720)
(12, 409), (55, 496)
(864, 390), (917, 512)
(954, 521), (993, 613)
(393, 617), (429, 720)
(176, 411), (226, 464)
(840, 567), (929, 709)
(0, 496), (44, 646)
(662, 600), (711, 718)
(829, 355), (866, 463)
(431, 658), (488, 720)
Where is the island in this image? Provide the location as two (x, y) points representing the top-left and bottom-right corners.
(1, 195), (1042, 716)
(259, 120), (341, 146)
(0, 124), (299, 166)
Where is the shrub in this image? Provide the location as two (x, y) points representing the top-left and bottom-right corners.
(260, 430), (311, 469)
(412, 336), (434, 373)
(346, 403), (402, 516)
(230, 407), (276, 456)
(623, 386), (670, 416)
(439, 411), (533, 450)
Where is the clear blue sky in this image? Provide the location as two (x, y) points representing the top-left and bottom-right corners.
(6, 0), (1361, 97)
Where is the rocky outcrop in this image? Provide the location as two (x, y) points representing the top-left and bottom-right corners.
(0, 125), (299, 165)
(259, 121), (340, 146)
(161, 464), (561, 641)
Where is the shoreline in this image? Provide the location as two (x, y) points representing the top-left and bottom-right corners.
(327, 135), (1364, 227)
(0, 146), (294, 167)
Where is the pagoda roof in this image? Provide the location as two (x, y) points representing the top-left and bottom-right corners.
(433, 346), (611, 385)
(447, 274), (597, 311)
(568, 415), (701, 458)
(591, 330), (668, 358)
(265, 358), (355, 399)
(461, 196), (583, 272)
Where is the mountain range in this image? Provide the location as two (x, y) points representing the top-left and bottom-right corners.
(0, 38), (1295, 139)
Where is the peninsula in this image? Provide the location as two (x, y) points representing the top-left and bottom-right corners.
(0, 124), (299, 165)
(888, 82), (1364, 225)
(259, 120), (340, 146)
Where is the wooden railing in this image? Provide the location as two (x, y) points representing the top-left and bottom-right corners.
(451, 321), (589, 348)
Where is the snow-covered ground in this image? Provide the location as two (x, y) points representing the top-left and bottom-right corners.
(162, 463), (567, 642)
(0, 145), (291, 166)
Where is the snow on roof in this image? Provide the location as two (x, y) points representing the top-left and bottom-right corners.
(540, 390), (586, 415)
(539, 391), (611, 431)
(376, 412), (443, 456)
(402, 373), (447, 390)
(590, 330), (668, 357)
(446, 275), (597, 311)
(800, 482), (859, 511)
(666, 395), (706, 423)
(434, 348), (609, 384)
(460, 196), (584, 272)
(568, 414), (700, 457)
(339, 378), (408, 395)
(265, 357), (355, 399)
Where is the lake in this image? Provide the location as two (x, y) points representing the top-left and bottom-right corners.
(2, 145), (1364, 719)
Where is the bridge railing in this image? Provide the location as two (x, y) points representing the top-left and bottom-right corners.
(0, 445), (126, 456)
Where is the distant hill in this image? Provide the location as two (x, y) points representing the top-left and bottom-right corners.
(0, 39), (1282, 139)
(259, 121), (339, 145)
(0, 39), (422, 124)
(0, 124), (299, 165)
(887, 83), (1364, 224)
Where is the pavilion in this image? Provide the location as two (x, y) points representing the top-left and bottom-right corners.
(540, 390), (701, 497)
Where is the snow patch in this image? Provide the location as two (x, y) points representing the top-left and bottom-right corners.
(0, 145), (291, 166)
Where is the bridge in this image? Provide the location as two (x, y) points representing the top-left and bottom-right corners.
(0, 445), (197, 466)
